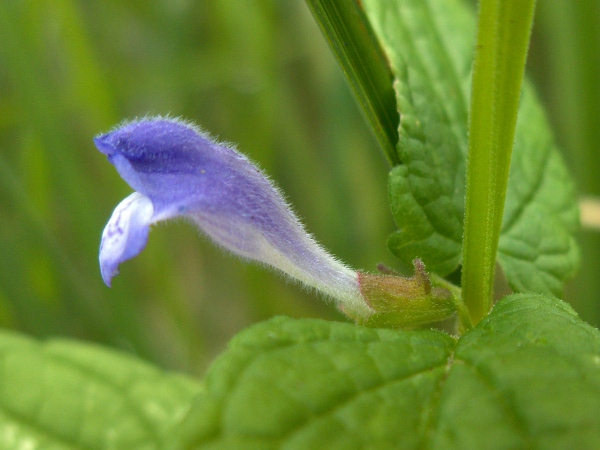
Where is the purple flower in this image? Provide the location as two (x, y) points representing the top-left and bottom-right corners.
(95, 117), (456, 326)
(95, 117), (372, 317)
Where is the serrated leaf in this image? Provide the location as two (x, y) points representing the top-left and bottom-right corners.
(0, 331), (202, 449)
(174, 295), (600, 449)
(431, 294), (600, 449)
(361, 0), (579, 295)
(497, 88), (580, 296)
(173, 317), (455, 449)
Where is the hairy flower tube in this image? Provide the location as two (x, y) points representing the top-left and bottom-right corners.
(95, 117), (456, 326)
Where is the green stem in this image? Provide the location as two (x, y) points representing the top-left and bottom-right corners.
(461, 0), (536, 325)
(305, 0), (400, 165)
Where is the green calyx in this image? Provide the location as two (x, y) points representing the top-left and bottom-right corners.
(355, 259), (457, 328)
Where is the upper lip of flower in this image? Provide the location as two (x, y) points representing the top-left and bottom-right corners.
(93, 135), (112, 154)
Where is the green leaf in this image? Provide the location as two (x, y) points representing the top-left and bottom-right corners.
(0, 331), (202, 449)
(433, 294), (600, 449)
(173, 317), (456, 449)
(173, 295), (600, 449)
(497, 87), (580, 296)
(361, 0), (579, 295)
(6, 295), (596, 448)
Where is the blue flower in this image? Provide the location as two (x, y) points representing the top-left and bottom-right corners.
(95, 117), (372, 317)
(95, 117), (456, 326)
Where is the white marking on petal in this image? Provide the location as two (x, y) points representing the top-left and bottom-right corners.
(99, 192), (154, 286)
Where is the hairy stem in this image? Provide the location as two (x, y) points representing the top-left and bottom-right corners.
(461, 0), (536, 324)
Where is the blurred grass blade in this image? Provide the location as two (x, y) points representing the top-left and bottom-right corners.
(305, 0), (400, 165)
(538, 1), (600, 325)
(461, 0), (537, 324)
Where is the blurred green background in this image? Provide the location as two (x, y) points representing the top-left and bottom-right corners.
(0, 1), (598, 376)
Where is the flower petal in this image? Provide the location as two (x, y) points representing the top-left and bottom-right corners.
(99, 192), (154, 286)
